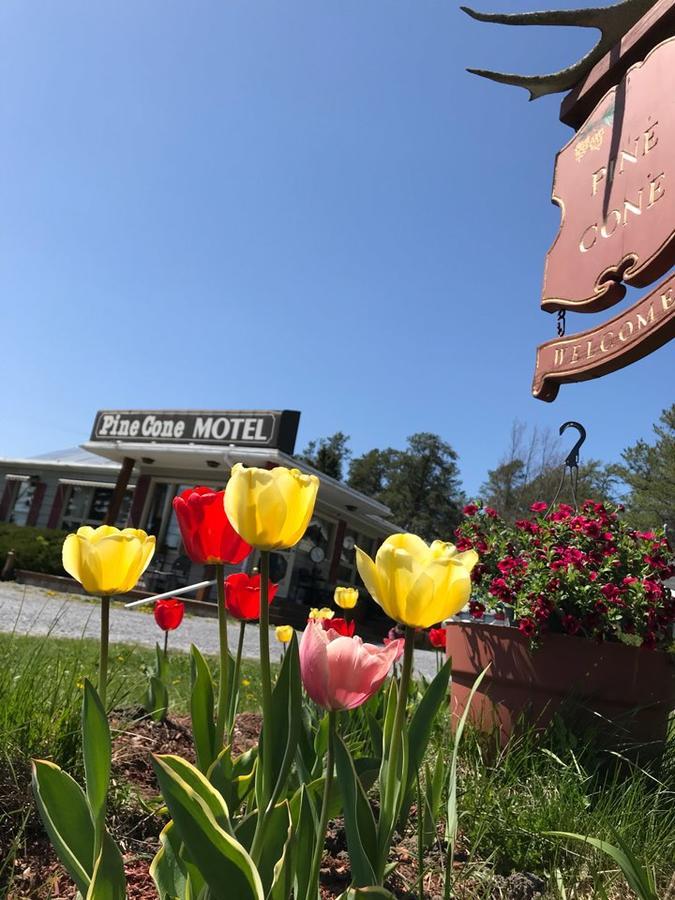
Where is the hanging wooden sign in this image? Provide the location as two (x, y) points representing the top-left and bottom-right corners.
(533, 270), (675, 400)
(542, 37), (675, 314)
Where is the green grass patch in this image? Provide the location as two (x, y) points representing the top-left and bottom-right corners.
(1, 629), (673, 897)
(0, 631), (264, 771)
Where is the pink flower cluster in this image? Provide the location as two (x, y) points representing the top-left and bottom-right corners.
(456, 500), (675, 649)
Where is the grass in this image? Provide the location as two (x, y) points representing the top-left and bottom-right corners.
(0, 629), (266, 891)
(1, 627), (673, 898)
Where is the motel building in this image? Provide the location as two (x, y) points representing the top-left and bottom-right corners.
(0, 409), (397, 626)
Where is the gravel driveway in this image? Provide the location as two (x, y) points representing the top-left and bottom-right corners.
(0, 582), (438, 679)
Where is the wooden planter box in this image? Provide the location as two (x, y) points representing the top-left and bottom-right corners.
(446, 621), (675, 748)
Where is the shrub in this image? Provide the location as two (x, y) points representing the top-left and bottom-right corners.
(0, 523), (67, 576)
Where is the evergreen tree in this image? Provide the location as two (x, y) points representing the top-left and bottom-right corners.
(349, 433), (464, 541)
(614, 404), (675, 534)
(300, 432), (351, 481)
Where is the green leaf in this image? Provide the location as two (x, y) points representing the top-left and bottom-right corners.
(150, 821), (188, 900)
(153, 755), (265, 900)
(545, 832), (658, 900)
(82, 680), (111, 845)
(334, 734), (377, 887)
(256, 634), (302, 810)
(209, 746), (257, 816)
(155, 642), (170, 683)
(146, 675), (169, 722)
(408, 661), (450, 783)
(366, 712), (383, 761)
(336, 888), (398, 899)
(313, 714), (329, 760)
(190, 644), (217, 773)
(446, 666), (489, 875)
(268, 807), (293, 900)
(157, 754), (232, 834)
(290, 785), (317, 900)
(256, 801), (292, 898)
(31, 759), (95, 895)
(224, 649), (238, 737)
(85, 830), (126, 900)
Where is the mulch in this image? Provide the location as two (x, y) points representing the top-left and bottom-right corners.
(5, 710), (548, 900)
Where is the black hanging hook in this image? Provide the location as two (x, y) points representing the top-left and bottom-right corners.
(559, 421), (586, 470)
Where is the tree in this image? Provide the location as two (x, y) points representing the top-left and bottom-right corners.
(348, 433), (464, 541)
(480, 421), (617, 520)
(300, 432), (351, 481)
(347, 448), (394, 498)
(613, 404), (675, 534)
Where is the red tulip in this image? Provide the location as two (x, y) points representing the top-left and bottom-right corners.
(224, 572), (278, 621)
(428, 626), (447, 650)
(320, 616), (355, 637)
(299, 621), (404, 711)
(173, 486), (251, 565)
(154, 598), (185, 631)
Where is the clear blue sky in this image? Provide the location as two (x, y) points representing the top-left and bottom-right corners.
(0, 1), (672, 496)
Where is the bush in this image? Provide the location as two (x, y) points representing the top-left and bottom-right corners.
(0, 523), (67, 576)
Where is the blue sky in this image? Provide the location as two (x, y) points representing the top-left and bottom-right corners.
(0, 0), (671, 496)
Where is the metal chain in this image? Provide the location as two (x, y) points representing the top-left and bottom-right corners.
(556, 309), (566, 337)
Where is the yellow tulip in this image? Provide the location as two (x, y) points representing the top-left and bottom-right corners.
(224, 464), (319, 550)
(355, 533), (478, 629)
(308, 607), (334, 621)
(62, 525), (156, 595)
(334, 586), (359, 610)
(275, 624), (294, 643)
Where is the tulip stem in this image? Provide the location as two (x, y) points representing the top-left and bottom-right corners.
(380, 625), (415, 880)
(258, 551), (274, 800)
(215, 564), (229, 750)
(99, 596), (110, 708)
(163, 630), (169, 660)
(309, 709), (336, 896)
(227, 621), (246, 745)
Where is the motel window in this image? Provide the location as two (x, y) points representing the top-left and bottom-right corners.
(291, 516), (336, 605)
(60, 484), (133, 531)
(336, 528), (375, 585)
(7, 479), (37, 527)
(144, 481), (224, 553)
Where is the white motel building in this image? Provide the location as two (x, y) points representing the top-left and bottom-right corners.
(0, 410), (397, 620)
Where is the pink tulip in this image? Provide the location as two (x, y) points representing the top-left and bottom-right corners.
(299, 621), (405, 711)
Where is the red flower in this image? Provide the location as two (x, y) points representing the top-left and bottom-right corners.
(154, 598), (185, 631)
(550, 503), (574, 521)
(515, 519), (540, 534)
(642, 631), (657, 650)
(455, 537), (474, 551)
(530, 501), (548, 513)
(469, 600), (486, 619)
(463, 503), (478, 516)
(561, 613), (581, 635)
(489, 577), (513, 603)
(583, 521), (603, 538)
(225, 572), (278, 621)
(321, 617), (355, 637)
(518, 617), (536, 638)
(533, 596), (554, 621)
(428, 626), (447, 650)
(173, 486), (251, 565)
(484, 507), (498, 518)
(642, 579), (663, 599)
(600, 583), (621, 602)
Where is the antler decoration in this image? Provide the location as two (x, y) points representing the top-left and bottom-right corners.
(462, 0), (657, 99)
